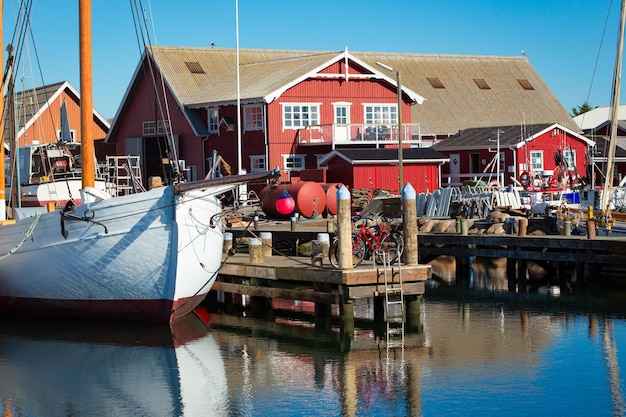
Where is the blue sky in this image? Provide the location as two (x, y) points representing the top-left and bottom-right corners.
(4, 0), (624, 120)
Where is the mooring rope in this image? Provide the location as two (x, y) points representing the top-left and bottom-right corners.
(0, 213), (43, 260)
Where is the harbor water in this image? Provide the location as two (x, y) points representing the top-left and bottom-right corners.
(1, 294), (626, 417)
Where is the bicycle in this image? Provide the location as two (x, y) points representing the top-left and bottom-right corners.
(329, 216), (404, 267)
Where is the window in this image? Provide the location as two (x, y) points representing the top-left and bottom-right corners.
(517, 79), (535, 90)
(530, 150), (544, 171)
(249, 155), (266, 173)
(564, 149), (576, 170)
(57, 129), (76, 141)
(473, 78), (491, 89)
(470, 153), (480, 174)
(282, 104), (319, 129)
(208, 108), (219, 133)
(283, 154), (305, 170)
(185, 61), (205, 74)
(244, 105), (263, 131)
(157, 120), (171, 135)
(427, 77), (445, 89)
(142, 121), (156, 136)
(363, 104), (397, 124)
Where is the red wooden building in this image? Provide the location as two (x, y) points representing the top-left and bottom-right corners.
(105, 46), (579, 193)
(433, 123), (595, 188)
(319, 148), (448, 192)
(3, 81), (110, 155)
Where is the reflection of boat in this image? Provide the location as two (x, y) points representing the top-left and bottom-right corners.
(0, 311), (228, 417)
(0, 2), (279, 323)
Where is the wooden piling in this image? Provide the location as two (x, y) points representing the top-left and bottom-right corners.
(260, 232), (272, 257)
(402, 183), (418, 265)
(337, 185), (353, 269)
(249, 238), (263, 263)
(317, 233), (330, 261)
(223, 232), (233, 254)
(518, 218), (528, 237)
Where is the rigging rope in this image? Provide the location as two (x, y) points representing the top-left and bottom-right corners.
(0, 213), (42, 260)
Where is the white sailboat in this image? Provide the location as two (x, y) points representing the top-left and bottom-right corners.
(0, 1), (277, 323)
(562, 0), (626, 236)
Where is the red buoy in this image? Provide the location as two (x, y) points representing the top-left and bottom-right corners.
(275, 188), (295, 215)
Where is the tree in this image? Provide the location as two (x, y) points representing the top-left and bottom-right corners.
(571, 101), (596, 117)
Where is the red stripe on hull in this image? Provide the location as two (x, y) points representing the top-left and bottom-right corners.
(0, 297), (175, 323)
(0, 293), (210, 323)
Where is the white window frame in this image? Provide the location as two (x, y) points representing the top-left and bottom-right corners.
(157, 120), (171, 135)
(363, 103), (398, 124)
(530, 150), (544, 172)
(142, 121), (156, 136)
(282, 154), (306, 170)
(249, 155), (266, 173)
(282, 103), (320, 129)
(244, 104), (264, 131)
(564, 149), (576, 170)
(57, 129), (76, 141)
(208, 108), (219, 133)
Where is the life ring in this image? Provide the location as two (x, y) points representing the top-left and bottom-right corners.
(488, 180), (501, 189)
(520, 171), (530, 187)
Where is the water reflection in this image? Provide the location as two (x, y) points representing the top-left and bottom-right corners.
(0, 311), (227, 417)
(2, 300), (626, 416)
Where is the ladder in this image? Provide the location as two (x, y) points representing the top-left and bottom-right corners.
(105, 155), (143, 196)
(375, 249), (405, 350)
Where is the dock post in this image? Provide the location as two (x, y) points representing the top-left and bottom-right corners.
(587, 220), (596, 240)
(223, 232), (233, 254)
(518, 218), (528, 237)
(317, 233), (330, 262)
(249, 238), (263, 263)
(402, 183), (418, 265)
(260, 232), (273, 257)
(460, 219), (468, 235)
(406, 295), (422, 332)
(337, 185), (353, 269)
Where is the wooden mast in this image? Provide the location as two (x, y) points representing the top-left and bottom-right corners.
(602, 0), (626, 212)
(79, 0), (94, 188)
(0, 0), (5, 220)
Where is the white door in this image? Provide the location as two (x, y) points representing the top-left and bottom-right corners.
(449, 153), (460, 186)
(333, 104), (350, 143)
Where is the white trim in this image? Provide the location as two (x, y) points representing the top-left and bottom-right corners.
(264, 49), (425, 105)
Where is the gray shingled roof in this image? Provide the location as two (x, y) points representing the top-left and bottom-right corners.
(433, 124), (553, 150)
(319, 148), (448, 166)
(432, 123), (594, 151)
(146, 46), (578, 138)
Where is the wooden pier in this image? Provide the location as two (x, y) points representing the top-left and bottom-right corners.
(220, 219), (626, 310)
(418, 231), (626, 289)
(215, 249), (430, 324)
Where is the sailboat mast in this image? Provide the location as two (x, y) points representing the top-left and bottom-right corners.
(79, 0), (95, 188)
(602, 0), (626, 211)
(0, 1), (5, 220)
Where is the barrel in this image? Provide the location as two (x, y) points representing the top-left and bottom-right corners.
(321, 183), (343, 216)
(261, 181), (327, 219)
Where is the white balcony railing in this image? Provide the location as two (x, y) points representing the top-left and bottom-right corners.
(297, 123), (433, 148)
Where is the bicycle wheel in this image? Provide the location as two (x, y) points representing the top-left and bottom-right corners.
(373, 231), (402, 265)
(330, 234), (366, 267)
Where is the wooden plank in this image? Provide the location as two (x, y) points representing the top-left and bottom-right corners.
(347, 282), (425, 299)
(213, 281), (340, 304)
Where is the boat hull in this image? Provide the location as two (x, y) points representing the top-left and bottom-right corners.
(18, 177), (111, 207)
(0, 185), (224, 323)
